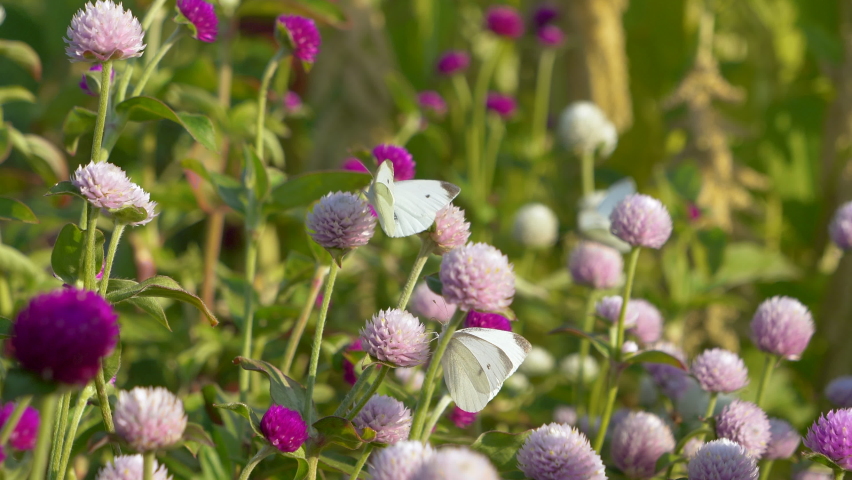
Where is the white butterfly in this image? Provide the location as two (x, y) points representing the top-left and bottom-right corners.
(441, 327), (532, 412)
(577, 177), (635, 252)
(366, 161), (461, 238)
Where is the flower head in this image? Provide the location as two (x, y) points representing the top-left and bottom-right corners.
(794, 467), (835, 480)
(448, 407), (477, 428)
(80, 63), (115, 96)
(532, 4), (559, 29)
(596, 296), (639, 328)
(65, 1), (145, 62)
(561, 354), (599, 384)
(750, 296), (815, 360)
(687, 439), (758, 480)
(369, 440), (434, 480)
(395, 367), (424, 390)
(410, 282), (456, 324)
(418, 91), (447, 117)
(283, 91), (303, 114)
(804, 408), (852, 470)
(829, 201), (852, 250)
(553, 406), (578, 426)
(176, 0), (218, 43)
(537, 25), (565, 47)
(114, 387), (187, 452)
(431, 204), (471, 255)
(644, 341), (691, 400)
(436, 50), (470, 76)
(826, 376), (852, 408)
(627, 299), (663, 344)
(610, 194), (673, 249)
(440, 243), (515, 312)
(485, 6), (524, 39)
(96, 454), (171, 480)
(354, 395), (411, 444)
(260, 405), (308, 453)
(568, 241), (623, 289)
(12, 288), (119, 385)
(683, 438), (705, 459)
(485, 92), (517, 119)
(517, 423), (606, 480)
(342, 338), (363, 385)
(513, 203), (559, 249)
(306, 191), (376, 251)
(360, 309), (431, 367)
(558, 102), (617, 157)
(0, 402), (40, 450)
(342, 157), (370, 173)
(464, 310), (512, 331)
(373, 144), (416, 180)
(521, 346), (556, 376)
(71, 161), (158, 225)
(611, 412), (675, 479)
(275, 15), (320, 63)
(715, 400), (771, 458)
(764, 418), (800, 460)
(413, 447), (500, 480)
(690, 349), (749, 394)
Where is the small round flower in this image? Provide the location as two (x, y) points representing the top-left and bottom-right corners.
(79, 63), (116, 96)
(360, 309), (431, 367)
(96, 454), (172, 480)
(464, 310), (511, 331)
(0, 402), (40, 450)
(431, 204), (471, 255)
(683, 438), (705, 459)
(611, 412), (675, 479)
(826, 376), (852, 408)
(275, 15), (321, 63)
(517, 423), (606, 480)
(122, 183), (158, 226)
(418, 91), (447, 117)
(342, 339), (363, 385)
(114, 387), (187, 452)
(12, 288), (119, 385)
(283, 91), (303, 114)
(750, 296), (815, 360)
(829, 201), (852, 250)
(532, 4), (559, 29)
(71, 161), (157, 225)
(513, 203), (559, 249)
(485, 6), (525, 39)
(373, 144), (415, 181)
(560, 354), (599, 384)
(568, 241), (623, 289)
(610, 194), (673, 249)
(436, 50), (470, 76)
(715, 400), (771, 458)
(413, 447), (500, 480)
(690, 349), (749, 394)
(553, 406), (578, 426)
(448, 407), (477, 428)
(342, 157), (370, 173)
(485, 92), (517, 119)
(395, 367), (424, 390)
(410, 282), (457, 324)
(176, 0), (218, 43)
(596, 295), (639, 328)
(369, 440), (434, 480)
(622, 340), (639, 355)
(794, 467), (835, 480)
(764, 418), (800, 460)
(306, 191), (376, 251)
(687, 439), (758, 480)
(537, 25), (564, 47)
(260, 405), (308, 453)
(628, 299), (663, 345)
(440, 243), (515, 312)
(520, 346), (556, 376)
(65, 1), (145, 62)
(353, 394), (412, 444)
(644, 341), (691, 400)
(804, 408), (852, 470)
(558, 102), (617, 157)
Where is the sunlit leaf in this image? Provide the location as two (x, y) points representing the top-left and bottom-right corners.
(116, 96), (218, 152)
(0, 197), (38, 223)
(268, 171), (372, 211)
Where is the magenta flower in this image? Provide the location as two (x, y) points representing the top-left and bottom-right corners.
(690, 348), (749, 394)
(0, 402), (40, 450)
(418, 91), (447, 117)
(373, 144), (415, 181)
(517, 423), (606, 480)
(464, 310), (512, 331)
(65, 0), (145, 62)
(595, 296), (639, 328)
(342, 157), (370, 173)
(176, 0), (218, 43)
(687, 439), (758, 480)
(537, 25), (565, 47)
(485, 92), (517, 119)
(830, 201), (852, 250)
(750, 296), (815, 360)
(568, 241), (623, 290)
(360, 309), (431, 367)
(764, 418), (800, 460)
(369, 441), (434, 480)
(804, 408), (852, 470)
(715, 400), (771, 458)
(826, 376), (852, 408)
(485, 6), (525, 39)
(409, 283), (456, 324)
(260, 405), (308, 453)
(342, 338), (363, 385)
(431, 204), (471, 255)
(440, 243), (515, 312)
(353, 394), (412, 444)
(436, 50), (470, 76)
(611, 412), (675, 479)
(79, 63), (115, 96)
(414, 447), (500, 480)
(114, 387), (187, 452)
(448, 407), (477, 428)
(610, 194), (673, 249)
(629, 299), (663, 344)
(283, 91), (302, 114)
(306, 191), (376, 251)
(532, 4), (559, 29)
(275, 15), (321, 63)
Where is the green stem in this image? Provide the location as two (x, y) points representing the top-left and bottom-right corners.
(345, 368), (390, 421)
(592, 367), (619, 453)
(420, 394), (452, 442)
(238, 232), (260, 402)
(575, 289), (601, 413)
(306, 455), (319, 480)
(30, 394), (59, 480)
(835, 469), (845, 480)
(141, 0), (168, 31)
(94, 366), (120, 455)
(304, 261), (340, 426)
(83, 206), (100, 291)
(588, 359), (608, 418)
(468, 41), (504, 201)
(613, 248), (641, 360)
(91, 61), (113, 163)
(451, 74), (472, 113)
(581, 150), (595, 198)
(333, 365), (376, 418)
(131, 28), (183, 97)
(397, 236), (434, 310)
(755, 353), (775, 408)
(393, 114), (422, 146)
(531, 49), (556, 154)
(481, 115), (505, 198)
(348, 445), (373, 480)
(142, 451), (154, 480)
(115, 65), (132, 104)
(759, 460), (774, 480)
(98, 224), (126, 297)
(254, 48), (287, 161)
(57, 388), (93, 480)
(282, 265), (330, 375)
(238, 445), (276, 480)
(703, 392), (718, 422)
(48, 393), (71, 480)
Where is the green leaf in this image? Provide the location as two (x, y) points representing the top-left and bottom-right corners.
(0, 40), (42, 80)
(107, 205), (149, 224)
(0, 243), (45, 281)
(268, 171), (372, 211)
(116, 96), (218, 151)
(180, 158), (247, 214)
(0, 197), (38, 223)
(213, 402), (263, 436)
(233, 357), (308, 414)
(711, 242), (798, 288)
(125, 296), (169, 330)
(312, 416), (376, 449)
(182, 422), (215, 449)
(2, 369), (57, 401)
(667, 161), (702, 202)
(0, 86), (35, 105)
(23, 135), (67, 186)
(425, 273), (442, 296)
(0, 125), (11, 163)
(803, 452), (843, 472)
(102, 339), (121, 382)
(237, 0), (347, 27)
(548, 326), (612, 358)
(318, 453), (358, 477)
(470, 430), (532, 472)
(46, 181), (84, 199)
(51, 223), (105, 286)
(105, 275), (218, 326)
(61, 107), (96, 156)
(654, 452), (686, 473)
(622, 350), (687, 369)
(0, 316), (12, 339)
(385, 71), (420, 115)
(697, 228), (727, 276)
(244, 145), (270, 200)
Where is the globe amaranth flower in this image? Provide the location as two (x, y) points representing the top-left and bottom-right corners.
(413, 447), (500, 480)
(275, 15), (320, 63)
(418, 91), (447, 117)
(829, 201), (852, 250)
(537, 25), (564, 47)
(513, 203), (559, 249)
(114, 387), (187, 452)
(12, 288), (119, 385)
(436, 50), (469, 76)
(645, 341), (691, 400)
(682, 438), (705, 459)
(96, 454), (172, 480)
(80, 63), (116, 96)
(596, 295), (639, 328)
(715, 400), (771, 458)
(448, 407), (477, 428)
(342, 157), (370, 173)
(561, 353), (599, 384)
(553, 406), (578, 426)
(485, 92), (517, 119)
(764, 418), (800, 460)
(283, 91), (302, 114)
(0, 402), (40, 450)
(260, 405), (309, 453)
(369, 440), (434, 480)
(342, 338), (363, 385)
(465, 310), (511, 331)
(431, 204), (471, 255)
(71, 161), (158, 225)
(804, 408), (852, 470)
(440, 243), (515, 312)
(794, 467), (835, 480)
(558, 102), (617, 157)
(826, 376), (852, 408)
(610, 194), (673, 249)
(622, 340), (639, 355)
(520, 346), (556, 377)
(176, 0), (218, 43)
(395, 367), (424, 390)
(690, 348), (749, 394)
(65, 1), (145, 62)
(360, 309), (431, 367)
(517, 422), (606, 480)
(353, 395), (411, 444)
(611, 412), (675, 479)
(569, 241), (623, 289)
(750, 296), (815, 360)
(687, 439), (758, 480)
(373, 144), (415, 181)
(410, 282), (457, 324)
(532, 4), (558, 29)
(485, 6), (524, 39)
(306, 191), (376, 251)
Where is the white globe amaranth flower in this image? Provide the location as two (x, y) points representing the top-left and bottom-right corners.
(519, 346), (555, 377)
(512, 203), (559, 249)
(369, 440), (434, 480)
(65, 1), (146, 62)
(70, 161), (158, 225)
(560, 353), (599, 384)
(96, 454), (172, 480)
(114, 387), (187, 452)
(558, 101), (618, 157)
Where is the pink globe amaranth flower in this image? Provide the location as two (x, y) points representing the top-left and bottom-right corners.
(537, 25), (564, 47)
(410, 282), (456, 324)
(553, 405), (578, 426)
(80, 63), (116, 96)
(628, 299), (663, 344)
(690, 348), (749, 394)
(359, 309), (431, 367)
(610, 194), (673, 249)
(448, 407), (477, 428)
(436, 50), (470, 76)
(764, 418), (800, 460)
(826, 376), (852, 408)
(0, 402), (40, 450)
(342, 157), (370, 173)
(595, 295), (639, 328)
(306, 191), (376, 251)
(70, 161), (157, 225)
(114, 387), (187, 452)
(568, 241), (623, 289)
(413, 447), (500, 480)
(373, 144), (415, 181)
(683, 438), (705, 459)
(431, 204), (471, 255)
(12, 288), (118, 385)
(715, 400), (771, 458)
(829, 201), (852, 250)
(342, 339), (363, 385)
(96, 454), (172, 480)
(794, 467), (835, 480)
(645, 341), (691, 400)
(464, 310), (511, 331)
(260, 405), (308, 453)
(176, 0), (218, 43)
(418, 91), (447, 117)
(687, 439), (758, 480)
(440, 243), (515, 312)
(485, 92), (517, 119)
(275, 15), (321, 63)
(369, 440), (434, 480)
(353, 394), (412, 444)
(532, 4), (559, 29)
(611, 412), (675, 479)
(283, 91), (302, 114)
(485, 5), (524, 39)
(517, 423), (606, 480)
(65, 0), (145, 62)
(750, 296), (815, 360)
(804, 408), (852, 470)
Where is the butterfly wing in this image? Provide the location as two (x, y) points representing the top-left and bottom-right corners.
(387, 180), (460, 238)
(367, 161), (397, 237)
(596, 177), (636, 217)
(442, 336), (493, 412)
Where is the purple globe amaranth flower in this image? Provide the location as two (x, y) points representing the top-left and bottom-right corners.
(465, 310), (512, 331)
(410, 282), (456, 324)
(553, 406), (578, 426)
(690, 348), (749, 394)
(431, 204), (471, 255)
(65, 1), (145, 62)
(176, 0), (218, 43)
(628, 299), (663, 344)
(413, 447), (500, 480)
(342, 157), (370, 173)
(569, 241), (623, 289)
(373, 144), (415, 181)
(826, 376), (852, 408)
(537, 25), (565, 47)
(353, 394), (412, 444)
(114, 387), (187, 452)
(418, 91), (447, 117)
(645, 341), (691, 400)
(532, 4), (559, 29)
(342, 338), (363, 385)
(260, 405), (308, 453)
(611, 412), (675, 479)
(485, 92), (517, 119)
(687, 439), (758, 480)
(0, 402), (40, 450)
(596, 295), (639, 328)
(804, 408), (852, 470)
(517, 423), (606, 480)
(80, 63), (116, 96)
(369, 440), (434, 480)
(360, 309), (431, 367)
(448, 407), (477, 428)
(436, 50), (470, 76)
(610, 194), (673, 249)
(764, 418), (800, 460)
(485, 5), (525, 39)
(558, 102), (618, 157)
(750, 296), (815, 360)
(440, 243), (515, 312)
(12, 288), (119, 385)
(829, 201), (852, 250)
(71, 161), (158, 225)
(306, 191), (376, 251)
(283, 91), (302, 114)
(275, 15), (321, 63)
(715, 400), (771, 458)
(96, 454), (172, 480)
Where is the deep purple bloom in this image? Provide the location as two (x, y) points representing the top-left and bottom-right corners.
(464, 310), (511, 331)
(275, 15), (321, 63)
(688, 439), (758, 480)
(804, 408), (852, 470)
(260, 405), (308, 453)
(436, 50), (470, 76)
(537, 25), (565, 47)
(342, 157), (370, 173)
(448, 407), (477, 428)
(715, 400), (771, 458)
(764, 418), (800, 460)
(373, 144), (415, 181)
(0, 402), (40, 450)
(418, 91), (447, 117)
(750, 296), (815, 360)
(342, 339), (363, 385)
(532, 4), (559, 29)
(177, 0), (218, 43)
(79, 63), (116, 96)
(485, 92), (517, 119)
(485, 6), (525, 39)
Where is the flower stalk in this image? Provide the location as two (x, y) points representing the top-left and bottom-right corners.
(754, 353), (775, 408)
(238, 445), (276, 480)
(132, 28), (184, 97)
(142, 451), (154, 480)
(91, 61), (113, 163)
(348, 445), (373, 480)
(304, 261), (340, 425)
(98, 223), (126, 297)
(255, 47), (288, 161)
(30, 393), (59, 480)
(57, 387), (94, 480)
(345, 367), (389, 421)
(531, 48), (556, 154)
(421, 394), (453, 442)
(48, 393), (71, 479)
(282, 264), (330, 375)
(397, 236), (434, 310)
